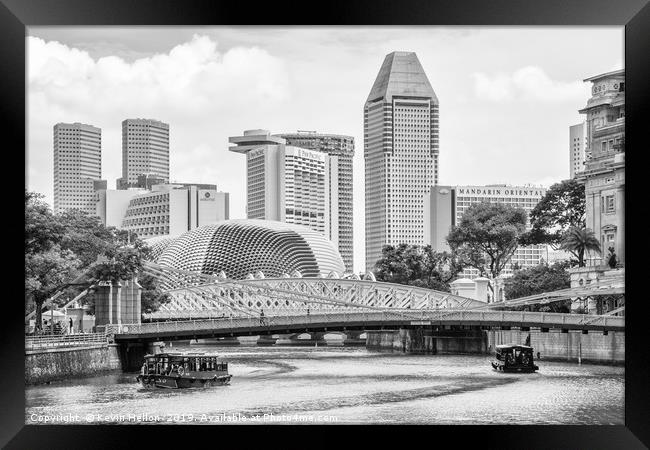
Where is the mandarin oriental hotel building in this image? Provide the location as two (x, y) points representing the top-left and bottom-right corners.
(425, 184), (549, 279)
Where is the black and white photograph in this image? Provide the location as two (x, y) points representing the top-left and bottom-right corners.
(7, 0), (647, 442)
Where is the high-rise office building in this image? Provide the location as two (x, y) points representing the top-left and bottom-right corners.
(278, 131), (355, 272)
(575, 69), (625, 265)
(364, 51), (440, 271)
(570, 122), (588, 178)
(53, 122), (102, 214)
(118, 119), (170, 189)
(229, 129), (332, 239)
(424, 184), (551, 279)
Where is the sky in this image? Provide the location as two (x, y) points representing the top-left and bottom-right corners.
(26, 26), (624, 272)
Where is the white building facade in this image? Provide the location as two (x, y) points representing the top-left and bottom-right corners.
(53, 122), (102, 214)
(118, 118), (170, 189)
(278, 131), (355, 273)
(96, 188), (148, 228)
(364, 51), (440, 271)
(121, 184), (229, 238)
(575, 69), (625, 265)
(229, 130), (333, 241)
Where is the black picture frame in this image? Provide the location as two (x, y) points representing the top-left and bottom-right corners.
(3, 0), (648, 448)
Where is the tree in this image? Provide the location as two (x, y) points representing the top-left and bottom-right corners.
(503, 261), (571, 307)
(139, 273), (172, 314)
(560, 227), (601, 267)
(25, 191), (65, 255)
(25, 246), (82, 331)
(25, 190), (167, 329)
(373, 244), (464, 292)
(519, 179), (585, 249)
(57, 209), (130, 267)
(446, 202), (528, 280)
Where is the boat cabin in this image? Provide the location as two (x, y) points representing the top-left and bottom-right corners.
(142, 352), (228, 376)
(492, 344), (539, 372)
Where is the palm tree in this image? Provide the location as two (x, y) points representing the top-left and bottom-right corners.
(560, 227), (601, 267)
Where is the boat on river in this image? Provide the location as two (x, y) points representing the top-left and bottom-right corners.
(491, 344), (539, 373)
(136, 352), (232, 388)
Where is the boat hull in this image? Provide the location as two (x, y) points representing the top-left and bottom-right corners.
(136, 373), (232, 389)
(491, 361), (539, 373)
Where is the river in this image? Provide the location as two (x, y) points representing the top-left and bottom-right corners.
(25, 344), (624, 425)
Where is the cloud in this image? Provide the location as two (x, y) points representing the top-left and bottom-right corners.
(27, 34), (290, 206)
(471, 66), (589, 102)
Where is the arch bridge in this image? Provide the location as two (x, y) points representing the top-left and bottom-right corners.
(105, 263), (625, 342)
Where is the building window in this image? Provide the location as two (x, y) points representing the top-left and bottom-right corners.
(604, 195), (615, 214)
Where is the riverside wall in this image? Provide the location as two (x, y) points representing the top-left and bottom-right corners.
(487, 329), (624, 364)
(366, 328), (624, 364)
(25, 344), (122, 385)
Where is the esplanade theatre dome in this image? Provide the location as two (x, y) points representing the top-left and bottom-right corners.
(151, 219), (345, 279)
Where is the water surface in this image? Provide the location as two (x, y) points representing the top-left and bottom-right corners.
(25, 345), (624, 425)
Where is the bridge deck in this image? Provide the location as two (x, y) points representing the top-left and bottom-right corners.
(110, 309), (624, 341)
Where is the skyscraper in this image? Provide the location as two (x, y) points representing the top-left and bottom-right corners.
(118, 118), (170, 189)
(364, 51), (439, 271)
(53, 122), (102, 214)
(278, 131), (355, 272)
(570, 122), (588, 178)
(229, 129), (332, 239)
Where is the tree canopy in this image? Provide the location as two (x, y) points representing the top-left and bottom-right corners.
(446, 202), (528, 279)
(520, 179), (585, 248)
(373, 244), (464, 292)
(503, 261), (571, 302)
(560, 227), (601, 267)
(25, 190), (167, 331)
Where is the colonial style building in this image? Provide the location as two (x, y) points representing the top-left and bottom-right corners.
(575, 69), (625, 265)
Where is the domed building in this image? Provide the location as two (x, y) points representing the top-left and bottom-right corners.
(152, 219), (345, 279)
(144, 235), (178, 261)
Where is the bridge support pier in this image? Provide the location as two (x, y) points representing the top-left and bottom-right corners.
(190, 337), (241, 346)
(366, 328), (488, 355)
(118, 341), (164, 372)
(256, 335), (278, 346)
(343, 331), (366, 346)
(275, 333), (328, 346)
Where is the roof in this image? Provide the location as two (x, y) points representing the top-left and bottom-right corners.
(496, 344), (533, 350)
(583, 69), (625, 82)
(366, 51), (438, 104)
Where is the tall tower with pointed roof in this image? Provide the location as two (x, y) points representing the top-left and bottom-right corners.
(364, 51), (439, 270)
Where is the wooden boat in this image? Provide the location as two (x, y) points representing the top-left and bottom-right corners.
(136, 352), (232, 388)
(491, 344), (539, 373)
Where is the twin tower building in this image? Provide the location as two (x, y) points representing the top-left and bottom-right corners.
(53, 52), (441, 273)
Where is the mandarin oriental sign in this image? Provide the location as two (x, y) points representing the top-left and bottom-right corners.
(457, 187), (545, 197)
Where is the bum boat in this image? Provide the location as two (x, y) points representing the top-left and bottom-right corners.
(491, 344), (539, 373)
(136, 352), (232, 388)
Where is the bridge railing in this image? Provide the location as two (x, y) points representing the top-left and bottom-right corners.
(25, 332), (108, 351)
(113, 309), (624, 336)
